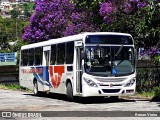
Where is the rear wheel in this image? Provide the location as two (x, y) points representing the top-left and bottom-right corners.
(33, 81), (39, 96)
(66, 83), (73, 102)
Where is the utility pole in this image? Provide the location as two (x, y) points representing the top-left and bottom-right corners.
(16, 2), (18, 41)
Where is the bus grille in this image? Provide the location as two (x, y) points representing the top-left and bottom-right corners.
(95, 77), (125, 82)
(102, 89), (120, 93)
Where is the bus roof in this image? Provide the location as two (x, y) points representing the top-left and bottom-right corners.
(21, 32), (132, 50)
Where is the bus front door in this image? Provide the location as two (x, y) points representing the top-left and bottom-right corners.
(75, 47), (82, 94)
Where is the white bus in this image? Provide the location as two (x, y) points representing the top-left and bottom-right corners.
(19, 32), (136, 101)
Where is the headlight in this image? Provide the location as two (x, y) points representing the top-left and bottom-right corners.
(83, 78), (98, 87)
(124, 78), (136, 87)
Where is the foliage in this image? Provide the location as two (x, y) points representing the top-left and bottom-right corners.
(63, 9), (100, 36)
(136, 68), (160, 93)
(0, 18), (11, 51)
(19, 2), (35, 19)
(10, 9), (20, 19)
(99, 0), (148, 47)
(21, 2), (35, 11)
(22, 0), (159, 47)
(153, 86), (160, 98)
(0, 84), (31, 92)
(23, 10), (31, 18)
(0, 84), (21, 90)
(71, 0), (104, 29)
(137, 45), (160, 97)
(99, 0), (159, 48)
(154, 56), (160, 64)
(71, 0), (100, 8)
(22, 0), (99, 43)
(136, 91), (154, 98)
(99, 0), (147, 24)
(135, 0), (160, 47)
(0, 17), (29, 52)
(139, 46), (160, 66)
(9, 2), (34, 20)
(11, 40), (28, 65)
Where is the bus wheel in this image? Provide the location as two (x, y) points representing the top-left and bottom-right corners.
(66, 83), (73, 102)
(33, 81), (39, 96)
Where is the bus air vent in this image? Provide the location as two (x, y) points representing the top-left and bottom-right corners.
(102, 89), (120, 93)
(95, 78), (125, 82)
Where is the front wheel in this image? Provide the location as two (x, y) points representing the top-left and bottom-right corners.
(66, 83), (73, 102)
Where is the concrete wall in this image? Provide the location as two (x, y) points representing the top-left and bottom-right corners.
(0, 66), (19, 84)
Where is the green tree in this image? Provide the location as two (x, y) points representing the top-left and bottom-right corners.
(22, 2), (35, 11)
(72, 0), (103, 24)
(19, 2), (34, 19)
(98, 0), (159, 48)
(0, 31), (10, 52)
(23, 10), (31, 18)
(10, 10), (20, 19)
(0, 17), (29, 52)
(135, 0), (160, 47)
(0, 18), (10, 52)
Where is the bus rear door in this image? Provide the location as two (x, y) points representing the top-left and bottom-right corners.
(43, 46), (51, 92)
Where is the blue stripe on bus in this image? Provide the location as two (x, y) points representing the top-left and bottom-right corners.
(32, 66), (51, 87)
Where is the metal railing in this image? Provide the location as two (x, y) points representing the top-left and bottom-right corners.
(0, 53), (17, 65)
(136, 68), (160, 93)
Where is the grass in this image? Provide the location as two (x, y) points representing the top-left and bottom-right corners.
(0, 84), (31, 92)
(135, 87), (160, 101)
(135, 91), (155, 98)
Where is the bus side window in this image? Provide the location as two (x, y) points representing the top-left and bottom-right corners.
(57, 43), (65, 64)
(66, 42), (74, 64)
(51, 45), (56, 65)
(39, 47), (43, 65)
(35, 47), (42, 66)
(28, 48), (34, 66)
(23, 50), (28, 66)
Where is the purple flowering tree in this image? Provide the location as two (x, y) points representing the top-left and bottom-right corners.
(99, 0), (147, 24)
(99, 0), (160, 48)
(22, 0), (99, 43)
(139, 46), (160, 67)
(64, 9), (99, 36)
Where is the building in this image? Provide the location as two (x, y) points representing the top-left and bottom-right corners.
(0, 1), (14, 12)
(16, 0), (34, 4)
(0, 0), (34, 18)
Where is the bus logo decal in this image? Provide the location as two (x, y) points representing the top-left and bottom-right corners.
(21, 68), (43, 74)
(49, 66), (65, 88)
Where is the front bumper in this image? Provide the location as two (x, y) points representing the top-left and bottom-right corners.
(82, 84), (136, 97)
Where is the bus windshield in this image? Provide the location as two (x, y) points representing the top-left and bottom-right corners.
(85, 35), (133, 45)
(84, 46), (135, 77)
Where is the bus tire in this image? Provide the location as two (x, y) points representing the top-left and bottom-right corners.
(33, 81), (39, 96)
(66, 83), (73, 102)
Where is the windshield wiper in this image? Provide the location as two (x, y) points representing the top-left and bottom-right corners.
(112, 45), (124, 67)
(115, 45), (123, 57)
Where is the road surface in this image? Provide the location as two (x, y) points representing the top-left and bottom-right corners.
(0, 89), (160, 120)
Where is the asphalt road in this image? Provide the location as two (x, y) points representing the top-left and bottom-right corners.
(0, 89), (160, 120)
